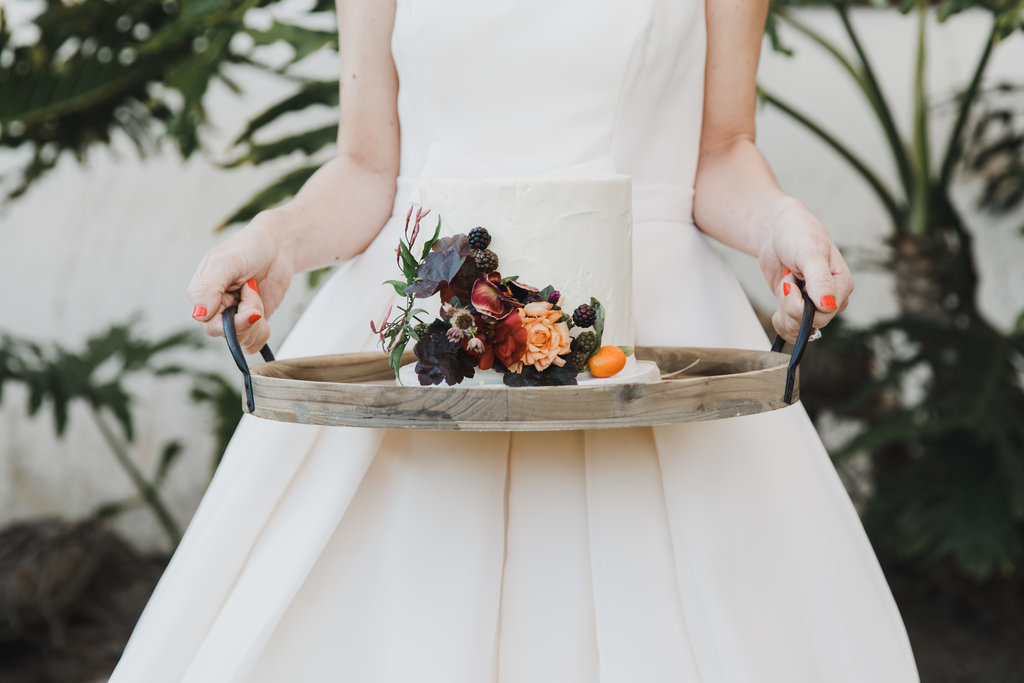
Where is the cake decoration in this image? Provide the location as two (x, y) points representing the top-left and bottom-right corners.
(371, 206), (631, 387)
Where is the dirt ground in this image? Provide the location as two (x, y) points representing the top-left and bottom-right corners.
(0, 539), (1020, 683)
(886, 563), (1024, 683)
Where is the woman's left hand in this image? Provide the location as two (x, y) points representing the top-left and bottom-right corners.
(758, 198), (854, 344)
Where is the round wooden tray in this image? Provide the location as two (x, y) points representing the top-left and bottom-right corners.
(243, 347), (796, 430)
(221, 295), (816, 431)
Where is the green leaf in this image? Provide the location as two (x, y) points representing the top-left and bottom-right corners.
(617, 346), (634, 357)
(91, 498), (142, 521)
(153, 440), (183, 487)
(591, 298), (606, 348)
(244, 22), (337, 63)
(232, 80), (339, 145)
(389, 331), (408, 379)
(216, 164), (319, 230)
(398, 240), (418, 280)
(95, 383), (135, 441)
(764, 7), (794, 57)
(224, 124), (336, 168)
(307, 267), (332, 288)
(420, 216), (442, 259)
(384, 279), (410, 295)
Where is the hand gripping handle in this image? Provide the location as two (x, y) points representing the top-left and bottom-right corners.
(769, 284), (817, 405)
(222, 303), (276, 413)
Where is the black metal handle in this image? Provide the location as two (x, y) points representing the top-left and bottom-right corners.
(769, 284), (817, 405)
(222, 303), (275, 413)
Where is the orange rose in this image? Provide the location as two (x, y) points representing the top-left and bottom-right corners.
(521, 301), (572, 371)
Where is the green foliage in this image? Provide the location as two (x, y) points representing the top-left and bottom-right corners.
(0, 321), (243, 545)
(765, 0), (1024, 582)
(764, 0), (1024, 234)
(832, 317), (1024, 578)
(374, 212), (443, 379)
(0, 322), (195, 436)
(1, 0), (341, 283)
(217, 60), (339, 234)
(189, 370), (245, 476)
(215, 163), (320, 229)
(0, 0), (334, 201)
(962, 85), (1024, 228)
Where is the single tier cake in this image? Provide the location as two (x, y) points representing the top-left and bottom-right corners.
(388, 175), (659, 386)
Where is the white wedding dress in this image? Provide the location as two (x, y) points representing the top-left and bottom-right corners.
(111, 0), (921, 681)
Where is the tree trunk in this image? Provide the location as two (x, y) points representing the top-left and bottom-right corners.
(891, 196), (980, 325)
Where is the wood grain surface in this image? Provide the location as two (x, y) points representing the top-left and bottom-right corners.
(245, 346), (797, 430)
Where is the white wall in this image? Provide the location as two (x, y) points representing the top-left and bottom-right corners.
(1, 8), (1022, 551)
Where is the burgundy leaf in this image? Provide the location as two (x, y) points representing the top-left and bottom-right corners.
(403, 234), (471, 299)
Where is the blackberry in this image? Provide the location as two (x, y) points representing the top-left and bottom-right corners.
(567, 349), (589, 373)
(574, 331), (597, 355)
(474, 248), (499, 273)
(572, 303), (597, 328)
(414, 322), (429, 338)
(468, 226), (491, 250)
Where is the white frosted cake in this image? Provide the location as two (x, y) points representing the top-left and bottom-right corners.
(396, 175), (659, 386)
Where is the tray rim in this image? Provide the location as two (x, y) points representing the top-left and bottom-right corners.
(244, 346), (799, 430)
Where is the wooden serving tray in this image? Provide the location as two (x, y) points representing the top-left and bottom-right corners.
(243, 346), (797, 431)
(220, 291), (816, 431)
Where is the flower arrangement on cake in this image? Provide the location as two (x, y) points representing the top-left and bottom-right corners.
(371, 206), (632, 386)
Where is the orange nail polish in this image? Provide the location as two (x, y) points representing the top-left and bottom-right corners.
(247, 279), (260, 295)
(192, 305), (207, 319)
(783, 282), (791, 296)
(248, 313), (262, 325)
(783, 268), (791, 277)
(820, 295), (837, 310)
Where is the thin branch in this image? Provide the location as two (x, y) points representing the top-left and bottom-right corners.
(939, 20), (999, 190)
(90, 406), (181, 545)
(759, 87), (905, 231)
(909, 0), (931, 235)
(777, 10), (862, 81)
(835, 4), (915, 201)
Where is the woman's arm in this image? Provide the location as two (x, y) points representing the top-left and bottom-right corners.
(188, 0), (399, 352)
(693, 0), (853, 342)
(270, 0), (400, 273)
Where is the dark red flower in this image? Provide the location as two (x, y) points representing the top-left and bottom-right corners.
(471, 278), (523, 320)
(489, 310), (528, 373)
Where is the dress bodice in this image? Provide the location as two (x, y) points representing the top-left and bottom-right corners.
(390, 0), (706, 208)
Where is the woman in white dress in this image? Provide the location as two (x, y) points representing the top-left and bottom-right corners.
(111, 0), (921, 680)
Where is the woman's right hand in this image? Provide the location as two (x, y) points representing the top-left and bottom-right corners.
(187, 210), (295, 353)
(187, 0), (399, 354)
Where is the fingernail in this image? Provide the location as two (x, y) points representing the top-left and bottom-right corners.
(248, 312), (262, 325)
(820, 295), (837, 310)
(783, 268), (791, 277)
(247, 279), (259, 295)
(192, 305), (207, 319)
(783, 282), (791, 296)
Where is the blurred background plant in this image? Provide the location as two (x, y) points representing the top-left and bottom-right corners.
(762, 0), (1024, 644)
(0, 321), (241, 546)
(0, 321), (241, 681)
(0, 0), (336, 200)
